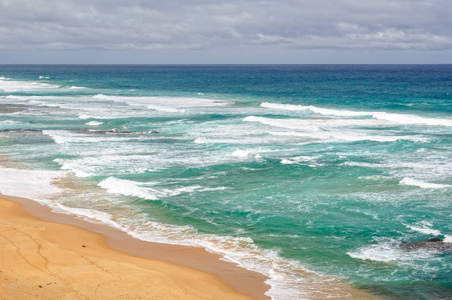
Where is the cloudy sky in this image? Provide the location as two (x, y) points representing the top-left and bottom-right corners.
(1, 0), (451, 63)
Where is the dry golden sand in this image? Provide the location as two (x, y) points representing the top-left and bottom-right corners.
(0, 197), (257, 300)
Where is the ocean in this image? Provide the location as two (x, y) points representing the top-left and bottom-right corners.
(0, 65), (451, 299)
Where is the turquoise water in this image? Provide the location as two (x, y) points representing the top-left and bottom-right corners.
(0, 65), (451, 299)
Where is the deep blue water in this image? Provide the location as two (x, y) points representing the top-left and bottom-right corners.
(1, 65), (451, 299)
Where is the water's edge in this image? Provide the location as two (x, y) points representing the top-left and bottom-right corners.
(0, 192), (272, 300)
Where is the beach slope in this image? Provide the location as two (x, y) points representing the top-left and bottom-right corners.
(0, 197), (255, 300)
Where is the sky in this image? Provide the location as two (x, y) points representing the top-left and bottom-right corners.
(0, 0), (451, 64)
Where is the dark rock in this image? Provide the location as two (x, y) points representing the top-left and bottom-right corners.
(400, 238), (452, 253)
(428, 238), (443, 242)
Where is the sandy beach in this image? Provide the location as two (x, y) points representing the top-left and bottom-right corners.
(0, 195), (270, 300)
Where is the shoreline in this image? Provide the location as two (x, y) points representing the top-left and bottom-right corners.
(0, 192), (381, 300)
(0, 193), (271, 300)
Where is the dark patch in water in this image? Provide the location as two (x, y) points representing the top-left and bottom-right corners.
(0, 129), (159, 135)
(0, 104), (28, 113)
(359, 283), (452, 300)
(400, 238), (452, 253)
(0, 129), (42, 133)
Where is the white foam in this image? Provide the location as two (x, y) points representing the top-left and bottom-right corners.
(405, 222), (451, 241)
(372, 111), (452, 127)
(0, 120), (20, 125)
(4, 95), (30, 101)
(43, 130), (133, 145)
(0, 78), (59, 92)
(92, 94), (110, 100)
(246, 117), (428, 143)
(60, 206), (114, 223)
(281, 156), (317, 165)
(147, 104), (185, 113)
(85, 121), (103, 126)
(406, 225), (442, 236)
(0, 168), (124, 230)
(262, 102), (369, 117)
(342, 161), (380, 168)
(231, 149), (254, 158)
(399, 177), (450, 189)
(194, 137), (209, 144)
(92, 94), (228, 108)
(162, 185), (228, 196)
(261, 102), (452, 127)
(98, 177), (159, 200)
(69, 86), (86, 89)
(54, 159), (95, 177)
(280, 159), (295, 164)
(244, 116), (308, 130)
(99, 177), (230, 200)
(246, 116), (365, 132)
(348, 242), (435, 263)
(43, 130), (75, 144)
(0, 167), (65, 200)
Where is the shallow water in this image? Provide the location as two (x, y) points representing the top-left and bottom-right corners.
(0, 65), (451, 299)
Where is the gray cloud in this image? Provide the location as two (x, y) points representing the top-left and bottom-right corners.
(0, 0), (451, 54)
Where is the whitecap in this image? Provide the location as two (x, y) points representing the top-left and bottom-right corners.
(231, 149), (253, 158)
(92, 94), (228, 108)
(348, 242), (435, 263)
(85, 121), (103, 126)
(444, 236), (452, 243)
(42, 130), (75, 144)
(98, 177), (159, 200)
(0, 78), (59, 92)
(261, 102), (369, 117)
(246, 117), (428, 143)
(406, 225), (442, 236)
(281, 155), (317, 165)
(261, 102), (452, 127)
(399, 177), (450, 189)
(98, 177), (228, 200)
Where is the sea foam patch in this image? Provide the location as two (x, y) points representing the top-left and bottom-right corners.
(85, 121), (103, 126)
(245, 116), (429, 143)
(98, 177), (159, 200)
(261, 102), (452, 127)
(98, 177), (229, 200)
(0, 167), (65, 200)
(0, 78), (59, 92)
(93, 94), (229, 108)
(348, 241), (437, 263)
(399, 177), (451, 189)
(405, 222), (452, 243)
